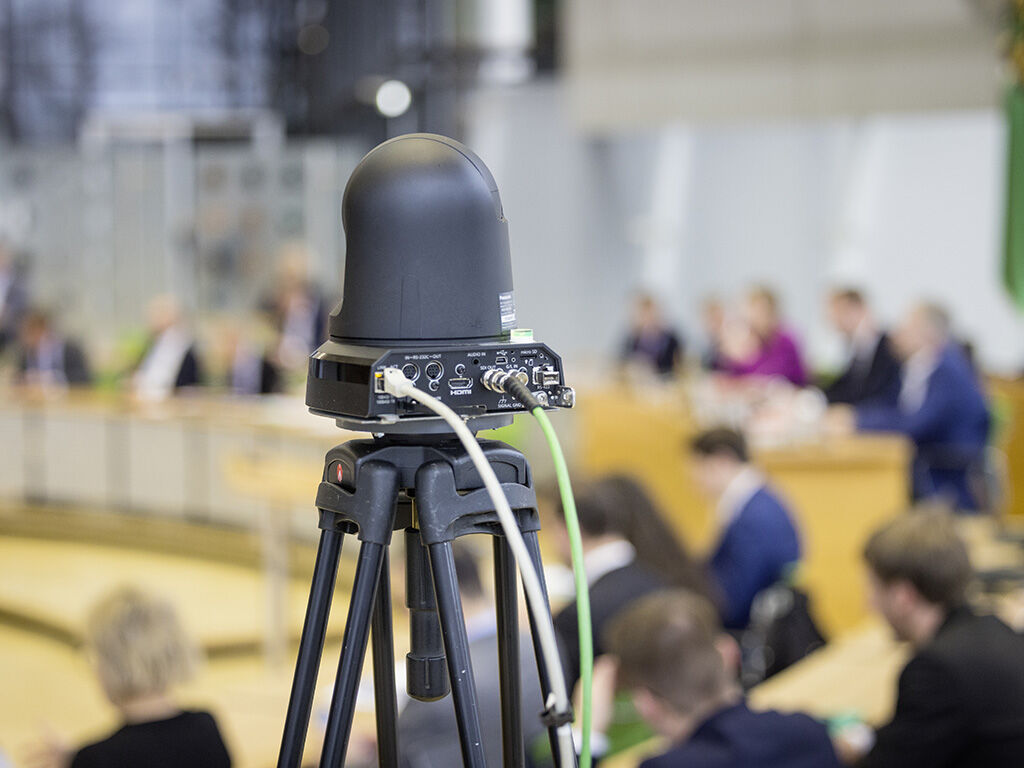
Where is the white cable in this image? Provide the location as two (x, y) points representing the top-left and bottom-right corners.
(382, 367), (576, 767)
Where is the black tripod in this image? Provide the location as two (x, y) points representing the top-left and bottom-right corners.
(277, 435), (575, 768)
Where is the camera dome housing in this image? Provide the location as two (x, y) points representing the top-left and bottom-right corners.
(331, 133), (515, 346)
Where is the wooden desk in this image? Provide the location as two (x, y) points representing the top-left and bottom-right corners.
(575, 385), (910, 634)
(749, 620), (907, 725)
(988, 377), (1024, 518)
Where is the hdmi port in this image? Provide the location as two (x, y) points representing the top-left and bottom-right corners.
(447, 377), (473, 389)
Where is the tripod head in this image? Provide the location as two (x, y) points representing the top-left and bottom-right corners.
(304, 134), (574, 434)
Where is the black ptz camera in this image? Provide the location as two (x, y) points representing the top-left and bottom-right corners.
(304, 133), (574, 433)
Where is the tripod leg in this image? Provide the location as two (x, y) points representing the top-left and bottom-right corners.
(428, 541), (488, 768)
(523, 531), (577, 768)
(278, 528), (344, 768)
(320, 540), (386, 768)
(494, 536), (524, 768)
(371, 548), (399, 768)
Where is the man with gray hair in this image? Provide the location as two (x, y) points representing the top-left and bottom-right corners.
(830, 302), (989, 510)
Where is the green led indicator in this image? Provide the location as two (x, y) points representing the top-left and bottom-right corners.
(510, 328), (534, 342)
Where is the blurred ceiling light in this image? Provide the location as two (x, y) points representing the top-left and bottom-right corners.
(297, 24), (329, 55)
(375, 80), (412, 118)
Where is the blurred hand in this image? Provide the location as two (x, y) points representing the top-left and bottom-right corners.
(22, 724), (70, 768)
(589, 654), (619, 735)
(823, 405), (856, 436)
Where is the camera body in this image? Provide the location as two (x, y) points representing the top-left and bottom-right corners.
(307, 336), (573, 432)
(304, 133), (573, 433)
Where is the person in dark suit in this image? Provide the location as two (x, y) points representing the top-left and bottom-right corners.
(132, 295), (204, 400)
(396, 544), (545, 768)
(0, 241), (29, 352)
(620, 293), (684, 376)
(841, 303), (990, 510)
(551, 485), (669, 691)
(835, 509), (1024, 767)
(605, 589), (841, 768)
(689, 428), (802, 630)
(824, 288), (901, 406)
(15, 308), (92, 387)
(219, 318), (283, 396)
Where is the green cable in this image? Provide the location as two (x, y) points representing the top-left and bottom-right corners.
(531, 406), (593, 768)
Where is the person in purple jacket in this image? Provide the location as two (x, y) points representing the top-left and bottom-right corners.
(723, 286), (808, 386)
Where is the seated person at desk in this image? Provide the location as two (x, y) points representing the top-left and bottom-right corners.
(0, 240), (28, 352)
(15, 307), (92, 387)
(824, 288), (900, 406)
(620, 293), (684, 376)
(720, 286), (807, 386)
(397, 545), (545, 768)
(689, 428), (802, 630)
(840, 510), (1024, 767)
(218, 317), (283, 396)
(699, 295), (726, 371)
(605, 589), (841, 768)
(132, 295), (205, 400)
(552, 482), (687, 688)
(829, 302), (990, 510)
(26, 587), (231, 768)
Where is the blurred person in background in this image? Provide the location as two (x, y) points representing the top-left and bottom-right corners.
(551, 482), (677, 689)
(25, 587), (231, 768)
(721, 286), (807, 386)
(591, 475), (709, 595)
(824, 288), (901, 407)
(15, 307), (91, 388)
(604, 589), (841, 768)
(699, 296), (726, 371)
(837, 510), (1024, 767)
(262, 243), (330, 371)
(0, 241), (29, 353)
(689, 427), (802, 630)
(828, 302), (990, 510)
(396, 543), (545, 768)
(216, 314), (283, 396)
(131, 295), (204, 400)
(620, 293), (684, 377)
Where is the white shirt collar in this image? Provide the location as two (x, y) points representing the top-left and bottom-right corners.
(583, 539), (636, 586)
(134, 325), (192, 401)
(899, 347), (940, 413)
(851, 319), (881, 363)
(716, 466), (765, 525)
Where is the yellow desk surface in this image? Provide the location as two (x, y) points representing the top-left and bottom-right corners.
(749, 620), (907, 725)
(575, 385), (910, 634)
(0, 536), (349, 652)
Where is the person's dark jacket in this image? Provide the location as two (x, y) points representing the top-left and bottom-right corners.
(174, 346), (203, 389)
(554, 561), (664, 689)
(825, 332), (901, 406)
(622, 330), (683, 376)
(640, 700), (841, 768)
(859, 607), (1024, 768)
(17, 338), (92, 386)
(709, 487), (801, 630)
(70, 710), (230, 768)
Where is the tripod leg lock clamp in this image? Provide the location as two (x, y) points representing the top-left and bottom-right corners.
(539, 700), (575, 729)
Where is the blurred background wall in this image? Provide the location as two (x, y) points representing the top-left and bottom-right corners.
(1, 0), (1021, 371)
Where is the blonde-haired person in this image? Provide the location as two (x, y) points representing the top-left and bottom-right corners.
(27, 587), (231, 768)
